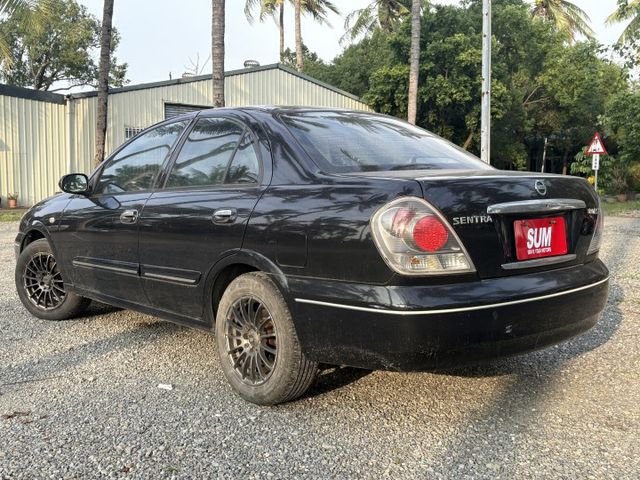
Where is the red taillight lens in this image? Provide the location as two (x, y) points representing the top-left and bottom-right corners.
(391, 208), (415, 237)
(370, 196), (475, 275)
(413, 216), (449, 251)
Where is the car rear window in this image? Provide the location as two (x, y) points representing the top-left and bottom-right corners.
(280, 111), (491, 173)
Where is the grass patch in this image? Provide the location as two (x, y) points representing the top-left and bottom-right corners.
(601, 199), (640, 217)
(0, 209), (27, 222)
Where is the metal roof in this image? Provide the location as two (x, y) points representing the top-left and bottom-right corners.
(0, 63), (363, 104)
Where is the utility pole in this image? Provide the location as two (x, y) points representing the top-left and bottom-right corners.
(480, 0), (491, 164)
(541, 136), (548, 172)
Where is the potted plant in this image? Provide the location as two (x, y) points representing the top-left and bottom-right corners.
(7, 193), (18, 209)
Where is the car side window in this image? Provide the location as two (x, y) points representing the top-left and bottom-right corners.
(166, 117), (260, 188)
(226, 133), (260, 184)
(95, 121), (188, 194)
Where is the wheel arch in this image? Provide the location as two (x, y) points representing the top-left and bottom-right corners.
(20, 226), (50, 253)
(204, 250), (290, 327)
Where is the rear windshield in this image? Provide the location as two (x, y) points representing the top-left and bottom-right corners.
(281, 111), (491, 173)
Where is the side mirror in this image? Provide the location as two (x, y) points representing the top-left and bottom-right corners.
(59, 173), (90, 195)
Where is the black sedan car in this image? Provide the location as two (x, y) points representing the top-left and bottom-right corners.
(14, 107), (609, 405)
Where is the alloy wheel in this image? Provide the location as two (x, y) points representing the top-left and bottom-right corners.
(23, 252), (66, 310)
(224, 296), (278, 385)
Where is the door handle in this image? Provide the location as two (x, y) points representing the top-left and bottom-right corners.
(212, 208), (237, 224)
(120, 209), (139, 224)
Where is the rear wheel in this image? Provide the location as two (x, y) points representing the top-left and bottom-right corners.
(215, 272), (318, 405)
(15, 239), (90, 321)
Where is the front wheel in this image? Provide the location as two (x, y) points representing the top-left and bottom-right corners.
(215, 272), (318, 405)
(15, 239), (90, 321)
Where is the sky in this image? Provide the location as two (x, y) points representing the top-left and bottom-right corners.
(80, 0), (627, 87)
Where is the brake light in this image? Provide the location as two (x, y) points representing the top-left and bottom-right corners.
(413, 216), (449, 251)
(371, 197), (475, 275)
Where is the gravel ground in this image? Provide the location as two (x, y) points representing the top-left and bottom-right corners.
(1, 217), (638, 479)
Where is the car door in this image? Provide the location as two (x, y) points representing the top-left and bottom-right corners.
(137, 114), (268, 321)
(55, 119), (190, 303)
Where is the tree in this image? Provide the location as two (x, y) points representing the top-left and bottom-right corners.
(358, 0), (625, 171)
(0, 0), (127, 91)
(407, 0), (420, 124)
(245, 0), (286, 59)
(94, 0), (114, 166)
(294, 0), (302, 70)
(212, 0), (225, 107)
(530, 0), (594, 42)
(606, 0), (640, 45)
(343, 0), (411, 43)
(605, 89), (640, 163)
(244, 0), (337, 66)
(0, 0), (49, 66)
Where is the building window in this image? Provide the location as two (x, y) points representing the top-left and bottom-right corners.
(164, 102), (211, 119)
(125, 126), (145, 140)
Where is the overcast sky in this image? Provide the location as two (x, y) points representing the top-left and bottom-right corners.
(80, 0), (626, 86)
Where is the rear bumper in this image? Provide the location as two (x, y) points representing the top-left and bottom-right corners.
(289, 260), (609, 371)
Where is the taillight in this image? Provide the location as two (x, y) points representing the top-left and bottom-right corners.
(587, 201), (604, 255)
(370, 197), (475, 275)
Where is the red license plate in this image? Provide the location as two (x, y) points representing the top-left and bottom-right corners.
(514, 217), (567, 261)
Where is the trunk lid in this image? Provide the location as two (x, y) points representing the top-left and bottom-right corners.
(355, 169), (599, 279)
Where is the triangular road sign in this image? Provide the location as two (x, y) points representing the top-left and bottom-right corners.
(586, 132), (607, 156)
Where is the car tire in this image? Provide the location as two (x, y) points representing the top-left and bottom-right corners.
(215, 272), (318, 405)
(15, 239), (91, 321)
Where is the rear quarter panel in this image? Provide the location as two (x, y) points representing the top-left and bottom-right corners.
(243, 177), (422, 285)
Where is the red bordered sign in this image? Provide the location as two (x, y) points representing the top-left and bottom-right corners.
(585, 132), (607, 156)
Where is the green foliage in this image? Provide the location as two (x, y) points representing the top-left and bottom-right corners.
(530, 0), (595, 42)
(605, 90), (640, 163)
(310, 0), (628, 172)
(280, 43), (334, 81)
(342, 0), (413, 43)
(0, 0), (127, 90)
(629, 162), (640, 190)
(571, 147), (613, 190)
(314, 31), (393, 97)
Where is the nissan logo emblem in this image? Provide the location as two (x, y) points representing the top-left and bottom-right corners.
(534, 180), (547, 196)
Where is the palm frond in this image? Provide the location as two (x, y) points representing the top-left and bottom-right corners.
(342, 0), (411, 44)
(531, 0), (594, 42)
(606, 0), (640, 44)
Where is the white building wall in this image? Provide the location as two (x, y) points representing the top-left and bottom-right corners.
(0, 65), (370, 206)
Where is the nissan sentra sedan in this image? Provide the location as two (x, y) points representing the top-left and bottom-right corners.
(14, 107), (609, 405)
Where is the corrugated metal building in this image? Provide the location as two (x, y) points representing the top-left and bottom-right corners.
(0, 63), (370, 206)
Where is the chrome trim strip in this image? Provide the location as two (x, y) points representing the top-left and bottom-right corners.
(72, 260), (137, 275)
(142, 272), (197, 285)
(487, 199), (586, 215)
(501, 254), (577, 270)
(294, 277), (609, 316)
(417, 174), (577, 181)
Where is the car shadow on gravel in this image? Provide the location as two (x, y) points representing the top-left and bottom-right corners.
(304, 366), (372, 398)
(422, 236), (629, 477)
(1, 320), (177, 394)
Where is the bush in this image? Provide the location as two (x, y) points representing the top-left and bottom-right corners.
(629, 163), (640, 192)
(570, 148), (613, 193)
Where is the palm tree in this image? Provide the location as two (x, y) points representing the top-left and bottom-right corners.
(531, 0), (594, 42)
(343, 0), (411, 43)
(245, 0), (285, 59)
(606, 0), (640, 45)
(94, 0), (114, 166)
(244, 0), (337, 67)
(294, 0), (303, 70)
(212, 0), (225, 107)
(0, 0), (50, 65)
(407, 0), (420, 124)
